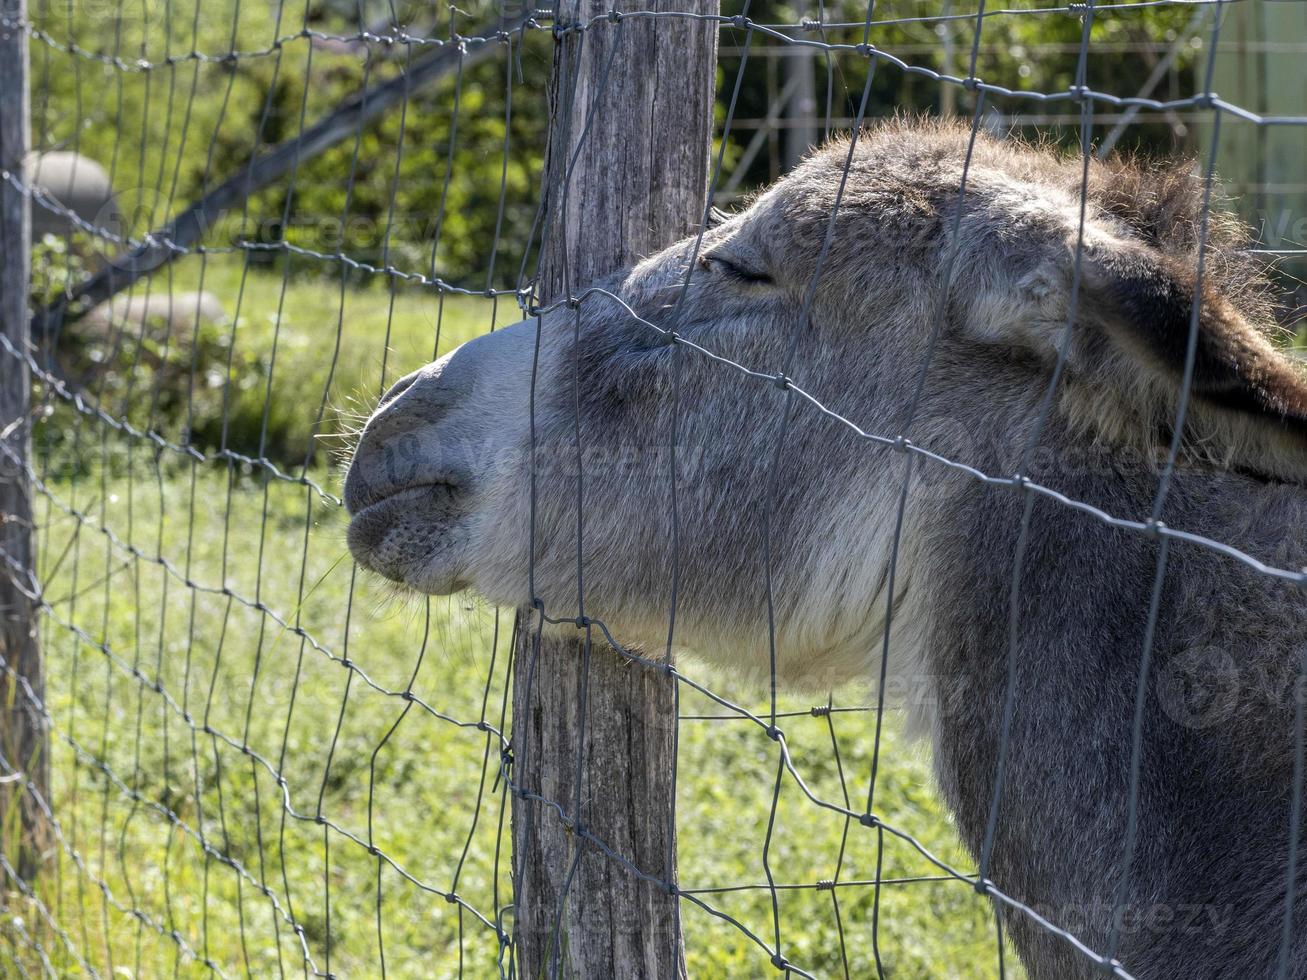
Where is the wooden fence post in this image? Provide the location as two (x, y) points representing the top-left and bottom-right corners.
(511, 0), (718, 975)
(0, 0), (47, 883)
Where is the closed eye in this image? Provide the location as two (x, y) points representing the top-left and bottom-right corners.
(698, 253), (774, 285)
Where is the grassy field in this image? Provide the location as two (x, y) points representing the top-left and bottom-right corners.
(6, 257), (1016, 978)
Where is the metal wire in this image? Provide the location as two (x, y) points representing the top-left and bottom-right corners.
(0, 0), (1303, 977)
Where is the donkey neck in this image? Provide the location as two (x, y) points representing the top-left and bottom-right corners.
(908, 400), (1307, 977)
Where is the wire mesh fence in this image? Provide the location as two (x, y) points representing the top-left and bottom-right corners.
(0, 0), (1305, 977)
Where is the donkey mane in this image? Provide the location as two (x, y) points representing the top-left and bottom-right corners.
(1088, 150), (1274, 321)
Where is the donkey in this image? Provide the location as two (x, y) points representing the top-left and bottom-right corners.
(344, 119), (1307, 979)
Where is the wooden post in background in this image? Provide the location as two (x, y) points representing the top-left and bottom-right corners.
(783, 2), (817, 172)
(511, 0), (718, 975)
(1204, 0), (1307, 315)
(0, 0), (47, 882)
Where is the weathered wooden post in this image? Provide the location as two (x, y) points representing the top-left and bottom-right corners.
(0, 0), (46, 882)
(783, 2), (817, 172)
(1205, 1), (1307, 260)
(511, 0), (718, 975)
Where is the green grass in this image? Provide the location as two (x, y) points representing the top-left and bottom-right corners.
(6, 261), (1018, 978)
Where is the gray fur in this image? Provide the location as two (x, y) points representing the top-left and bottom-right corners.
(345, 119), (1307, 978)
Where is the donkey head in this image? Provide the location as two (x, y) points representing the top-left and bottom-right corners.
(343, 119), (1307, 688)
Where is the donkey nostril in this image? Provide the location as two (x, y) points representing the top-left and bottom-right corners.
(377, 368), (424, 409)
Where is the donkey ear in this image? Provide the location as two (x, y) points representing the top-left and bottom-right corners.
(706, 206), (733, 229)
(1081, 245), (1307, 436)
